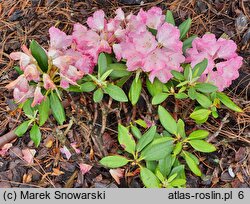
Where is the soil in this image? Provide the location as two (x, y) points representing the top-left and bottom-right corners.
(0, 0), (249, 188)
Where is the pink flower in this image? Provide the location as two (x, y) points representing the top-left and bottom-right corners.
(31, 87), (44, 107)
(60, 65), (84, 88)
(24, 64), (40, 82)
(186, 34), (243, 90)
(87, 10), (106, 31)
(22, 149), (36, 164)
(49, 27), (72, 51)
(10, 52), (31, 70)
(43, 74), (56, 90)
(79, 163), (92, 175)
(115, 8), (125, 21)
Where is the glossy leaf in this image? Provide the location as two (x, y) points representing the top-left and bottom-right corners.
(98, 53), (107, 78)
(146, 78), (163, 97)
(190, 109), (211, 124)
(140, 167), (160, 188)
(131, 125), (142, 139)
(105, 84), (128, 102)
(183, 151), (201, 176)
(158, 106), (177, 135)
(93, 88), (104, 103)
(182, 35), (197, 53)
(192, 59), (208, 77)
(195, 93), (212, 108)
(23, 99), (34, 117)
(118, 124), (136, 155)
(165, 10), (175, 25)
(30, 124), (41, 147)
(189, 140), (216, 153)
(152, 93), (169, 105)
(50, 91), (66, 125)
(195, 83), (218, 93)
(137, 125), (156, 152)
(179, 18), (192, 39)
(177, 119), (186, 138)
(216, 92), (243, 112)
(30, 40), (48, 72)
(15, 121), (30, 137)
(158, 154), (174, 177)
(188, 130), (209, 140)
(100, 155), (129, 168)
(38, 97), (50, 126)
(173, 142), (182, 156)
(188, 87), (197, 100)
(107, 63), (131, 79)
(129, 78), (142, 105)
(171, 70), (185, 81)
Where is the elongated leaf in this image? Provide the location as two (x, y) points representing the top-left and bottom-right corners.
(192, 59), (208, 77)
(169, 165), (185, 178)
(185, 151), (199, 165)
(135, 119), (148, 128)
(137, 126), (156, 152)
(171, 70), (185, 81)
(196, 93), (212, 108)
(158, 154), (174, 177)
(50, 91), (66, 125)
(98, 53), (107, 78)
(171, 179), (186, 187)
(30, 40), (48, 72)
(131, 125), (142, 139)
(99, 155), (129, 168)
(146, 78), (164, 97)
(195, 83), (218, 93)
(177, 119), (186, 138)
(30, 124), (41, 147)
(140, 167), (160, 188)
(23, 99), (34, 117)
(178, 18), (192, 39)
(107, 63), (131, 79)
(188, 130), (209, 140)
(105, 84), (128, 102)
(189, 140), (216, 153)
(175, 93), (188, 99)
(100, 69), (113, 81)
(183, 151), (201, 176)
(93, 88), (103, 103)
(140, 137), (173, 161)
(165, 10), (175, 25)
(146, 161), (157, 173)
(188, 87), (197, 100)
(190, 109), (211, 121)
(128, 78), (142, 105)
(80, 82), (96, 92)
(15, 121), (30, 137)
(182, 35), (197, 53)
(158, 106), (177, 135)
(183, 65), (192, 81)
(118, 124), (136, 155)
(216, 92), (243, 112)
(38, 97), (50, 126)
(152, 93), (169, 105)
(173, 142), (182, 156)
(14, 66), (23, 75)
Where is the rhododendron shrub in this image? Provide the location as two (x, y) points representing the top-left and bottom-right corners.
(5, 7), (244, 188)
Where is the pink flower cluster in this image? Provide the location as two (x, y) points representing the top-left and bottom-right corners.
(186, 34), (243, 91)
(6, 7), (243, 106)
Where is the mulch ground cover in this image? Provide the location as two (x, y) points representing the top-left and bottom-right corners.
(0, 0), (249, 188)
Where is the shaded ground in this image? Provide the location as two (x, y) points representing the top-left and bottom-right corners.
(0, 0), (249, 188)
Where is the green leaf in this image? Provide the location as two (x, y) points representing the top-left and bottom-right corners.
(183, 151), (201, 176)
(188, 87), (197, 100)
(50, 91), (66, 125)
(158, 106), (177, 135)
(137, 126), (156, 152)
(190, 109), (211, 124)
(184, 151), (199, 165)
(140, 167), (160, 188)
(118, 124), (136, 155)
(188, 130), (209, 140)
(182, 35), (197, 53)
(155, 167), (165, 182)
(173, 142), (182, 156)
(195, 93), (212, 108)
(140, 137), (173, 161)
(158, 154), (174, 177)
(116, 75), (131, 87)
(128, 78), (142, 105)
(107, 63), (131, 79)
(216, 92), (243, 112)
(171, 70), (185, 81)
(178, 18), (192, 39)
(195, 83), (218, 93)
(184, 64), (192, 81)
(192, 59), (208, 77)
(189, 140), (216, 153)
(99, 155), (129, 168)
(15, 121), (30, 137)
(38, 97), (50, 126)
(152, 93), (169, 105)
(30, 124), (41, 147)
(135, 119), (148, 128)
(23, 99), (34, 117)
(146, 161), (158, 172)
(175, 93), (188, 99)
(14, 66), (23, 75)
(177, 119), (186, 138)
(147, 27), (157, 36)
(165, 10), (175, 25)
(131, 125), (142, 139)
(105, 84), (128, 102)
(98, 53), (107, 78)
(80, 82), (96, 92)
(30, 40), (48, 72)
(170, 179), (186, 187)
(169, 165), (185, 178)
(93, 88), (104, 103)
(146, 78), (163, 97)
(168, 173), (178, 183)
(100, 69), (113, 81)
